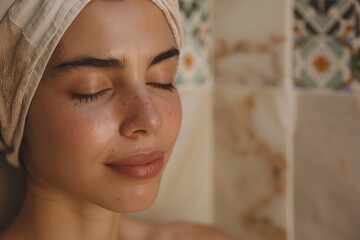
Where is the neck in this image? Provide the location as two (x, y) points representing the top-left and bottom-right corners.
(9, 181), (121, 240)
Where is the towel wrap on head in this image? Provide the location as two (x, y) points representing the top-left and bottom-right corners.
(0, 0), (183, 167)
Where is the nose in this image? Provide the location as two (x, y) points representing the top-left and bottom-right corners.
(119, 90), (163, 138)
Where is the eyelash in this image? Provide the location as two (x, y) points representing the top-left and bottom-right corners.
(147, 83), (176, 92)
(71, 91), (106, 104)
(72, 83), (176, 103)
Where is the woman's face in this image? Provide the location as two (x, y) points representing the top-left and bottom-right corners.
(23, 0), (182, 212)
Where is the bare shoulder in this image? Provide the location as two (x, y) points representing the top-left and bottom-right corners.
(159, 221), (231, 240)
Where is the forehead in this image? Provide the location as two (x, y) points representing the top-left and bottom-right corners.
(51, 0), (175, 64)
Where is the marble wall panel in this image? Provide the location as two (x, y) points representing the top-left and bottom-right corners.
(294, 93), (360, 240)
(294, 0), (360, 92)
(214, 86), (294, 240)
(214, 0), (288, 86)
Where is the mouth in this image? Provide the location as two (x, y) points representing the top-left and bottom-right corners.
(105, 150), (165, 180)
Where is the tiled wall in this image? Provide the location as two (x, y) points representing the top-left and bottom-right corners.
(214, 86), (294, 240)
(213, 1), (294, 240)
(294, 0), (360, 92)
(177, 0), (213, 87)
(293, 1), (360, 240)
(139, 1), (360, 240)
(294, 92), (360, 240)
(214, 0), (288, 87)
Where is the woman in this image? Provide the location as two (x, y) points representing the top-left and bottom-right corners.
(0, 0), (229, 239)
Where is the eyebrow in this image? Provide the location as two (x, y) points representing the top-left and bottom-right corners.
(148, 47), (180, 67)
(54, 47), (180, 72)
(55, 57), (125, 71)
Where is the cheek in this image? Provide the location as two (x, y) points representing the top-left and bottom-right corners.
(47, 106), (112, 162)
(26, 96), (114, 179)
(158, 94), (182, 140)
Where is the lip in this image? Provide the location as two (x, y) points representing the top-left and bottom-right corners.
(105, 150), (165, 180)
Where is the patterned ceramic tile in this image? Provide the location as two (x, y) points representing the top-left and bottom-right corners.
(294, 0), (360, 92)
(214, 0), (288, 86)
(177, 0), (213, 87)
(294, 93), (360, 240)
(214, 86), (294, 240)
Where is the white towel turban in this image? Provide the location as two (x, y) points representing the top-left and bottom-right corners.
(0, 0), (183, 167)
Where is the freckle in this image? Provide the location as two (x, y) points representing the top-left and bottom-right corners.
(62, 101), (69, 108)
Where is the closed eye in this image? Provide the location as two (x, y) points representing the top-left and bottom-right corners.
(71, 89), (109, 103)
(147, 83), (176, 92)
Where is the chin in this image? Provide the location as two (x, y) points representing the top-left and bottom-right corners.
(101, 177), (162, 214)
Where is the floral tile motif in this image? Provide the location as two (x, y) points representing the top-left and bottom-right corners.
(294, 0), (360, 92)
(177, 0), (213, 87)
